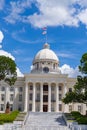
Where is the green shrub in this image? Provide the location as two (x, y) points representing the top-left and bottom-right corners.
(77, 117), (87, 124)
(71, 111), (81, 119)
(0, 121), (4, 125)
(0, 111), (19, 124)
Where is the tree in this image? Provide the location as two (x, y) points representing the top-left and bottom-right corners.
(63, 53), (87, 104)
(0, 56), (17, 86)
(79, 53), (87, 74)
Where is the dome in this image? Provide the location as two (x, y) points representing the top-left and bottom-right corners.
(33, 43), (59, 64)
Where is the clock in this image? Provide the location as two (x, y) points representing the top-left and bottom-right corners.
(43, 67), (49, 73)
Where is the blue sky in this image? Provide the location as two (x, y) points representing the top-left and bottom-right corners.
(0, 0), (87, 77)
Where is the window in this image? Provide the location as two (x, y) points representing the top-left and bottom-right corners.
(78, 105), (81, 112)
(59, 94), (62, 101)
(37, 86), (40, 91)
(29, 104), (32, 111)
(1, 104), (4, 111)
(51, 86), (55, 91)
(10, 104), (13, 111)
(37, 63), (39, 70)
(10, 94), (14, 101)
(53, 64), (55, 69)
(36, 105), (40, 111)
(43, 85), (48, 91)
(1, 86), (5, 91)
(19, 87), (23, 92)
(69, 105), (72, 112)
(19, 94), (22, 102)
(30, 85), (33, 90)
(43, 67), (49, 73)
(69, 88), (72, 92)
(29, 93), (32, 100)
(59, 86), (62, 91)
(37, 93), (40, 100)
(1, 94), (5, 101)
(51, 94), (55, 101)
(10, 87), (14, 91)
(59, 104), (62, 111)
(18, 104), (22, 111)
(51, 105), (54, 112)
(43, 95), (48, 102)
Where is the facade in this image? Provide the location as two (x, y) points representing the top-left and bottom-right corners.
(0, 43), (86, 114)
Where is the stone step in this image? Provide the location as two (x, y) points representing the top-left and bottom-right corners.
(25, 112), (67, 127)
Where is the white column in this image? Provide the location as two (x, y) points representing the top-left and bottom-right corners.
(32, 83), (35, 112)
(24, 83), (28, 112)
(56, 84), (59, 112)
(48, 84), (51, 112)
(40, 83), (43, 112)
(13, 87), (17, 110)
(5, 86), (9, 111)
(64, 82), (68, 112)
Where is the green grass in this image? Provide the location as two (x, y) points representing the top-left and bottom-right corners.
(0, 111), (19, 124)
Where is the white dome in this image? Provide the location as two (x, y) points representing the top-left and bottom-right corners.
(33, 43), (59, 64)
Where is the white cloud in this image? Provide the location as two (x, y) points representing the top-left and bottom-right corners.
(3, 0), (87, 28)
(4, 0), (33, 24)
(78, 9), (87, 26)
(58, 52), (75, 59)
(27, 0), (87, 28)
(0, 50), (24, 77)
(0, 50), (15, 60)
(60, 64), (81, 77)
(0, 31), (4, 43)
(16, 68), (24, 77)
(28, 0), (79, 27)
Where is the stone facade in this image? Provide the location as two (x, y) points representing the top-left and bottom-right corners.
(0, 43), (86, 114)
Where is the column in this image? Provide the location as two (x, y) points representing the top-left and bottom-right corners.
(24, 83), (28, 112)
(48, 84), (51, 112)
(56, 84), (59, 112)
(64, 82), (68, 112)
(32, 83), (35, 112)
(5, 86), (9, 111)
(40, 83), (43, 112)
(13, 87), (17, 110)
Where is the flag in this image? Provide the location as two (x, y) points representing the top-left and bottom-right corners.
(42, 27), (47, 30)
(42, 27), (47, 35)
(42, 30), (47, 35)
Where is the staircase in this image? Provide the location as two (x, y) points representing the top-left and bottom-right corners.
(23, 112), (70, 130)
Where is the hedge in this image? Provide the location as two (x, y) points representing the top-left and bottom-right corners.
(0, 111), (19, 124)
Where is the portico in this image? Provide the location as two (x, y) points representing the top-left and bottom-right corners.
(24, 79), (66, 112)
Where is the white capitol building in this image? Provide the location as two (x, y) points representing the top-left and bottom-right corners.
(0, 43), (86, 114)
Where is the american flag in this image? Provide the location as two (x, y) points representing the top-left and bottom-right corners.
(42, 27), (47, 30)
(42, 27), (47, 35)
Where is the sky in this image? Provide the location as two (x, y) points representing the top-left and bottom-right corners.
(0, 0), (87, 77)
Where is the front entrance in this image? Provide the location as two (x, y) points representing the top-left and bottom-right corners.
(43, 105), (48, 112)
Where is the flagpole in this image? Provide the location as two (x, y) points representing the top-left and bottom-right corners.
(42, 27), (47, 43)
(46, 28), (47, 43)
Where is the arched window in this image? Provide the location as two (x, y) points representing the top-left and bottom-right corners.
(53, 64), (55, 69)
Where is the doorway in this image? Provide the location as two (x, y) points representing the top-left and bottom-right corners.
(43, 105), (48, 112)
